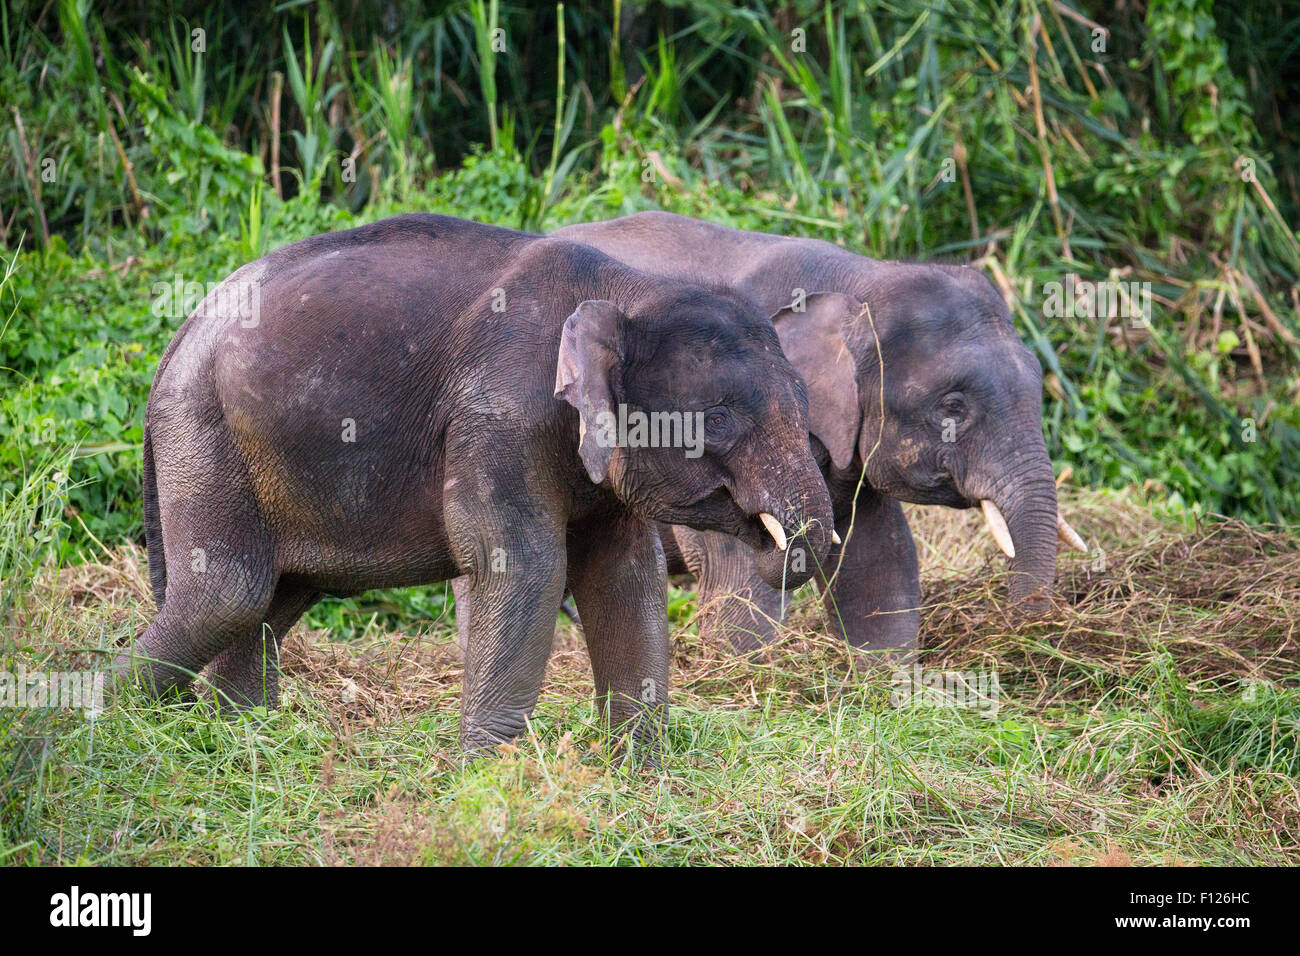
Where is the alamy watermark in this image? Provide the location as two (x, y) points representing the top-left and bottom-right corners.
(151, 273), (262, 326)
(594, 404), (705, 459)
(50, 886), (151, 936)
(890, 663), (1001, 716)
(1, 667), (104, 717)
(1042, 273), (1151, 328)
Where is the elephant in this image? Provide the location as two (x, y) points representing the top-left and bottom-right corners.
(117, 213), (837, 756)
(553, 211), (1086, 654)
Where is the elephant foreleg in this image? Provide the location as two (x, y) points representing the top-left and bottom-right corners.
(676, 527), (789, 652)
(451, 509), (567, 754)
(819, 493), (920, 658)
(566, 514), (670, 762)
(452, 575), (472, 658)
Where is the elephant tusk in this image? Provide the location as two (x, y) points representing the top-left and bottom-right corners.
(1057, 512), (1088, 552)
(980, 500), (1015, 559)
(831, 530), (842, 545)
(759, 513), (788, 551)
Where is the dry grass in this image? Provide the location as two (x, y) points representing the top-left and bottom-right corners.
(19, 484), (1299, 751)
(4, 485), (1298, 865)
(27, 479), (1299, 706)
(271, 488), (1293, 722)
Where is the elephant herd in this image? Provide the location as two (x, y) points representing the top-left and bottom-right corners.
(115, 210), (1085, 758)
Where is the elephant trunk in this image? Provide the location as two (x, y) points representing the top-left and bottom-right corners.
(744, 463), (836, 592)
(969, 443), (1059, 608)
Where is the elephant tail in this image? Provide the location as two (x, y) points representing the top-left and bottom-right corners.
(140, 295), (200, 613)
(142, 421), (166, 609)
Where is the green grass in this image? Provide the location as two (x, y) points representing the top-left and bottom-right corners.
(8, 623), (1296, 866)
(3, 488), (1296, 865)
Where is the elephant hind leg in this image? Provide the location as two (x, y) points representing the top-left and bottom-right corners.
(113, 493), (278, 700)
(116, 567), (276, 700)
(201, 582), (321, 710)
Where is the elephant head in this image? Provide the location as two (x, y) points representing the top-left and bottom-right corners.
(555, 290), (837, 589)
(771, 269), (1084, 605)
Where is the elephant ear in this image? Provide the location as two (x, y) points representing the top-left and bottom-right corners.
(770, 292), (862, 471)
(555, 299), (623, 484)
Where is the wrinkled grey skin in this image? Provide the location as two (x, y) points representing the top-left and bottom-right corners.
(554, 212), (1059, 654)
(119, 213), (835, 756)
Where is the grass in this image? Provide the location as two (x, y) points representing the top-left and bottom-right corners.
(4, 1), (1300, 545)
(3, 486), (1296, 865)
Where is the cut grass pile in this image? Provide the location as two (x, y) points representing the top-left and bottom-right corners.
(1, 486), (1296, 865)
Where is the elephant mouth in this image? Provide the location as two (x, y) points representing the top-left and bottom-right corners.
(676, 487), (788, 554)
(727, 497), (829, 558)
(739, 513), (780, 552)
(677, 485), (832, 591)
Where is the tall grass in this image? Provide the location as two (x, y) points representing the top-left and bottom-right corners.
(1, 1), (1299, 528)
(0, 442), (77, 860)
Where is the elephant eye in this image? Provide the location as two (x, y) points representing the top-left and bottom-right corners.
(940, 393), (966, 416)
(703, 406), (731, 436)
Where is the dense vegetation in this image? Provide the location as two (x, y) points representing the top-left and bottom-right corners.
(2, 0), (1300, 554)
(1, 1), (1298, 865)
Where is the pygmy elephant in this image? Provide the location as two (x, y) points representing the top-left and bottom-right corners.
(118, 213), (837, 756)
(554, 212), (1086, 653)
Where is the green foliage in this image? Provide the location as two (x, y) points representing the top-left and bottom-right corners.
(2, 0), (1300, 554)
(1148, 0), (1251, 147)
(130, 67), (265, 242)
(303, 585), (457, 640)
